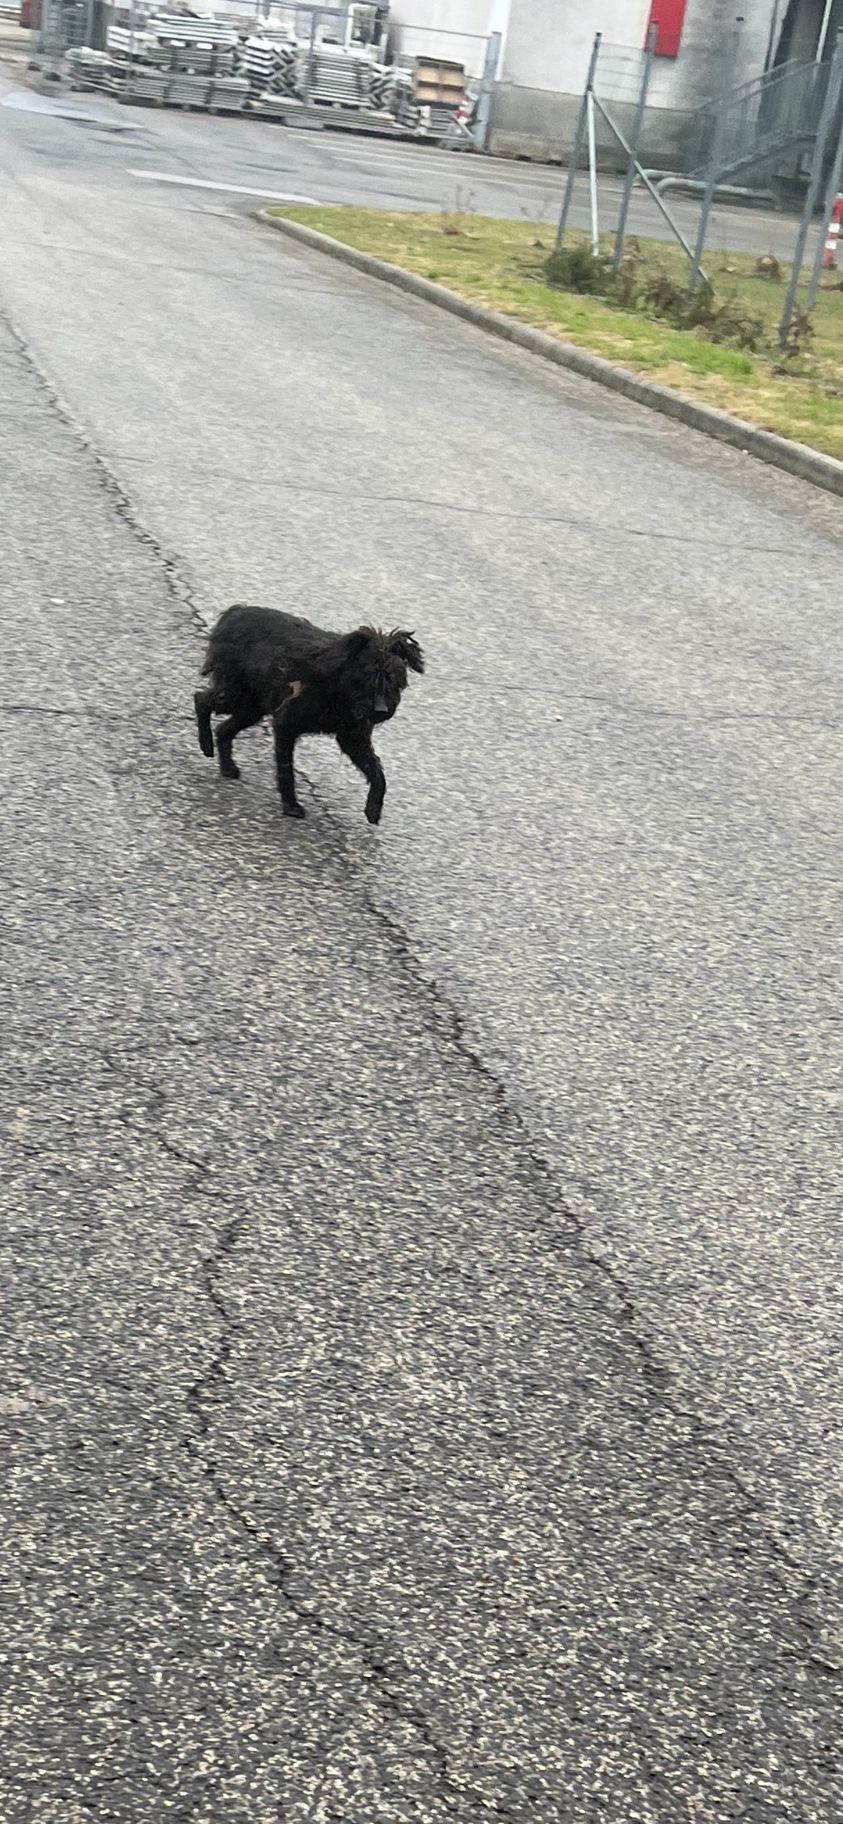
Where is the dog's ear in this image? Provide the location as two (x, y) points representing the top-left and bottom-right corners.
(388, 630), (425, 674)
(342, 629), (373, 660)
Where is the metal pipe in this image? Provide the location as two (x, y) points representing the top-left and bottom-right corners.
(554, 32), (601, 252)
(805, 102), (843, 309)
(586, 88), (599, 252)
(688, 95), (726, 292)
(472, 30), (501, 152)
(780, 32), (843, 345)
(591, 93), (706, 275)
(764, 0), (782, 74)
(303, 5), (317, 106)
(817, 0), (835, 61)
(612, 23), (657, 268)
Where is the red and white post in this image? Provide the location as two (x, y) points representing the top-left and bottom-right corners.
(822, 193), (843, 268)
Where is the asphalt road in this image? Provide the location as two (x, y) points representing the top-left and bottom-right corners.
(0, 68), (821, 260)
(1, 79), (842, 1824)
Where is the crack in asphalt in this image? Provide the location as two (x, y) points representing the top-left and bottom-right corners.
(0, 303), (208, 648)
(97, 1043), (520, 1822)
(314, 868), (841, 1671)
(106, 451), (840, 558)
(95, 1016), (841, 1824)
(0, 701), (192, 722)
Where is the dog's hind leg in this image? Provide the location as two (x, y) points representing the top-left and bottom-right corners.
(194, 689), (216, 758)
(336, 729), (386, 825)
(215, 709), (260, 781)
(272, 698), (307, 818)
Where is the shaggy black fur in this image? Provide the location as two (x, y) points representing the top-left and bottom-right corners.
(195, 605), (424, 823)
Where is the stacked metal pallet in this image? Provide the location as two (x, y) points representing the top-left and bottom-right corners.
(297, 41), (373, 109)
(66, 45), (112, 87)
(103, 14), (246, 110)
(243, 33), (297, 103)
(372, 63), (421, 131)
(148, 14), (240, 67)
(416, 100), (461, 135)
(67, 15), (469, 139)
(107, 16), (241, 72)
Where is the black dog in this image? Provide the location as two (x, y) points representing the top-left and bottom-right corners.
(195, 605), (424, 823)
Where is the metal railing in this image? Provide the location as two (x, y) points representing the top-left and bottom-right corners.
(671, 57), (832, 187)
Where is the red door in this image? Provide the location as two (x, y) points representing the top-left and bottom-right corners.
(645, 0), (689, 58)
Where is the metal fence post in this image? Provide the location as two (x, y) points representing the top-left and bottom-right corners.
(688, 96), (726, 292)
(586, 87), (600, 251)
(472, 30), (501, 152)
(554, 32), (602, 251)
(806, 65), (843, 308)
(612, 25), (658, 268)
(303, 5), (318, 107)
(817, 0), (835, 61)
(780, 33), (843, 346)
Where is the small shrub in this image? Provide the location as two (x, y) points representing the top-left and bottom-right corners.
(544, 240), (767, 353)
(707, 298), (764, 350)
(439, 187), (476, 237)
(641, 266), (694, 320)
(640, 269), (763, 347)
(545, 242), (613, 295)
(755, 252), (782, 281)
(613, 238), (644, 307)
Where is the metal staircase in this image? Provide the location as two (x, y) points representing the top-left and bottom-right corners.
(654, 58), (835, 198)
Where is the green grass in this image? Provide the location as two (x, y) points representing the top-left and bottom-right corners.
(269, 206), (843, 461)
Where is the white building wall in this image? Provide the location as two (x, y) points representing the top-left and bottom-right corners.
(500, 0), (779, 101)
(500, 0), (648, 93)
(384, 0), (826, 159)
(491, 0), (782, 162)
(386, 0), (511, 79)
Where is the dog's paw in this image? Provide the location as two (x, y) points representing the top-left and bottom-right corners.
(197, 728), (214, 758)
(220, 761), (241, 781)
(365, 797), (384, 826)
(282, 800), (306, 820)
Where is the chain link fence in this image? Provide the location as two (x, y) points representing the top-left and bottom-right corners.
(555, 29), (843, 344)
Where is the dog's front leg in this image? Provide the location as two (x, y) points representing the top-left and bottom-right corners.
(272, 699), (306, 819)
(336, 729), (386, 825)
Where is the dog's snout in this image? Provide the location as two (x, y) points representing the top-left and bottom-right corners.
(374, 694), (390, 718)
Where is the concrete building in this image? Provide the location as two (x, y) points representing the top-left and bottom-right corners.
(387, 0), (509, 78)
(388, 0), (842, 162)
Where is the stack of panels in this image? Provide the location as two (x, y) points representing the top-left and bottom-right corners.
(243, 38), (274, 92)
(390, 67), (421, 130)
(165, 70), (213, 103)
(66, 45), (112, 78)
(151, 15), (239, 48)
(108, 17), (240, 73)
(417, 101), (460, 135)
(208, 73), (248, 108)
(107, 63), (167, 99)
(244, 36), (297, 99)
(107, 23), (160, 59)
(298, 43), (372, 108)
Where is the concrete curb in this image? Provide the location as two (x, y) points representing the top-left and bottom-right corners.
(258, 209), (843, 501)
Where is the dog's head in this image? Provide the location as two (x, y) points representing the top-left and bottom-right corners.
(313, 627), (425, 724)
